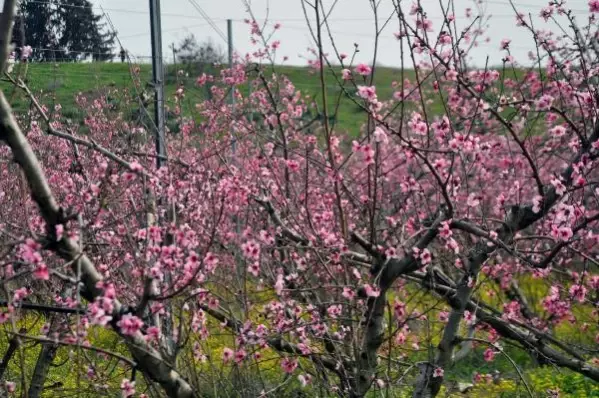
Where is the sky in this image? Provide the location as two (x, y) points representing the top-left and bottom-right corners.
(48, 0), (599, 67)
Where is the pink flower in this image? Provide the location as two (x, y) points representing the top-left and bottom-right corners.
(416, 18), (433, 32)
(532, 195), (543, 214)
(467, 193), (481, 207)
(355, 63), (372, 76)
(116, 314), (143, 336)
(419, 249), (432, 265)
(235, 349), (247, 363)
(33, 263), (49, 280)
(438, 221), (452, 238)
(281, 357), (298, 373)
(445, 68), (458, 81)
(129, 161), (143, 172)
(551, 178), (566, 196)
(438, 311), (449, 322)
(464, 310), (476, 325)
(146, 326), (161, 341)
(357, 85), (377, 102)
(13, 288), (28, 303)
(55, 224), (64, 241)
(5, 381), (15, 393)
(342, 68), (352, 80)
(120, 379), (135, 397)
(591, 0), (599, 13)
(222, 347), (234, 363)
(88, 301), (113, 326)
(557, 226), (573, 241)
(483, 348), (496, 362)
(327, 304), (342, 319)
(373, 127), (388, 144)
(433, 367), (444, 378)
(298, 374), (312, 387)
(363, 284), (380, 297)
(569, 284), (587, 303)
(535, 94), (554, 111)
(550, 125), (566, 137)
(500, 39), (511, 50)
(342, 287), (355, 300)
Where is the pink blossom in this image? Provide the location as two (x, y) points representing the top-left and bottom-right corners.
(88, 301), (113, 326)
(235, 349), (247, 363)
(146, 326), (161, 341)
(416, 18), (433, 32)
(467, 193), (480, 207)
(355, 63), (372, 76)
(464, 310), (476, 325)
(298, 374), (312, 387)
(281, 357), (298, 373)
(433, 367), (444, 378)
(363, 284), (380, 297)
(500, 39), (511, 50)
(357, 85), (377, 102)
(33, 263), (50, 280)
(327, 304), (342, 319)
(55, 224), (64, 241)
(445, 68), (458, 81)
(550, 125), (566, 137)
(13, 287), (28, 303)
(483, 348), (496, 362)
(222, 347), (234, 363)
(438, 221), (452, 238)
(116, 314), (143, 336)
(419, 249), (432, 265)
(342, 69), (352, 80)
(129, 161), (143, 172)
(342, 287), (355, 300)
(120, 379), (135, 397)
(5, 381), (15, 393)
(591, 0), (599, 13)
(535, 94), (554, 111)
(438, 311), (449, 322)
(551, 178), (566, 196)
(557, 226), (573, 241)
(373, 127), (388, 144)
(569, 284), (587, 303)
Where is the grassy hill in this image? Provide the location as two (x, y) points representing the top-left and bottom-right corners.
(1, 62), (416, 135)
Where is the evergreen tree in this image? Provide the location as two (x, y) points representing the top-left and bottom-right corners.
(14, 0), (116, 62)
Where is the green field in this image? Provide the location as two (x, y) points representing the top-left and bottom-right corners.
(1, 61), (422, 136)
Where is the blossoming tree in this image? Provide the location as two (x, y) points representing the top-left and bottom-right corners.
(1, 0), (599, 397)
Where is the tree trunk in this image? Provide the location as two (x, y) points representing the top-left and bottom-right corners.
(28, 317), (60, 398)
(0, 332), (21, 380)
(28, 340), (58, 398)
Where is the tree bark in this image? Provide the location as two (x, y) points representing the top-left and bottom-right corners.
(0, 333), (21, 380)
(28, 335), (58, 398)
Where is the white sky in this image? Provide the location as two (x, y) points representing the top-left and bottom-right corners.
(91, 0), (591, 67)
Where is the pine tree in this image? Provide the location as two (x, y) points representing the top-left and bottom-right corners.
(14, 0), (116, 62)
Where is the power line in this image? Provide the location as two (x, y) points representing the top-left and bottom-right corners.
(186, 0), (228, 45)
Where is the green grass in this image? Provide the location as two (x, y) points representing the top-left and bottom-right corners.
(1, 62), (420, 136)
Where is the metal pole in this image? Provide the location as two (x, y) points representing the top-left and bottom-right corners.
(149, 0), (166, 169)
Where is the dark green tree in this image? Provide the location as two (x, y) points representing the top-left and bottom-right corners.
(14, 0), (116, 62)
